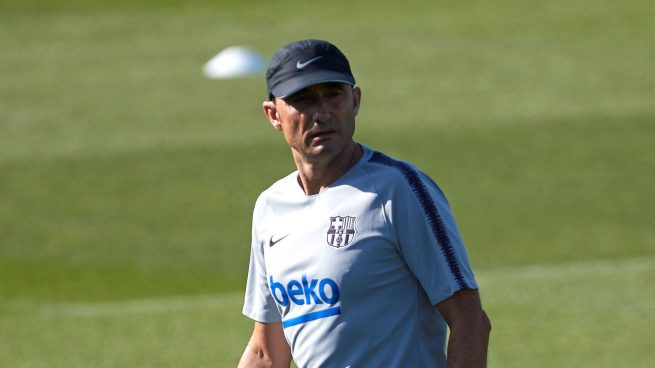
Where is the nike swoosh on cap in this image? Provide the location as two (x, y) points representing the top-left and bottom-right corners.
(269, 234), (290, 247)
(296, 56), (322, 69)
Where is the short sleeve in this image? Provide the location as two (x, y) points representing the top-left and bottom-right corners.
(242, 197), (283, 323)
(390, 169), (478, 305)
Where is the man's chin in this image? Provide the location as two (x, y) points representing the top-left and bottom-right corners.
(307, 141), (340, 154)
(306, 146), (329, 156)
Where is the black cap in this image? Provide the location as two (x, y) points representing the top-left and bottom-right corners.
(266, 39), (356, 99)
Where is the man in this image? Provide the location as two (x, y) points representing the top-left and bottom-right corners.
(238, 39), (491, 368)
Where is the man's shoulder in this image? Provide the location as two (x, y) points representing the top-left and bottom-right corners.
(361, 147), (444, 198)
(362, 148), (423, 185)
(364, 149), (419, 174)
(254, 171), (298, 205)
(264, 170), (298, 193)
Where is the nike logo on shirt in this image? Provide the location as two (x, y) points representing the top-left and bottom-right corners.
(296, 56), (322, 69)
(269, 234), (290, 247)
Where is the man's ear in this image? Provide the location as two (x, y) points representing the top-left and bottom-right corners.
(352, 86), (362, 116)
(262, 100), (282, 130)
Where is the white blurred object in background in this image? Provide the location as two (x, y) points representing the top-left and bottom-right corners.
(203, 46), (267, 79)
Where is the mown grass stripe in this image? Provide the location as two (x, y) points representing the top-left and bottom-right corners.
(2, 257), (652, 318)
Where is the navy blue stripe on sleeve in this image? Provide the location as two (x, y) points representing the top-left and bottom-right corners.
(370, 151), (471, 290)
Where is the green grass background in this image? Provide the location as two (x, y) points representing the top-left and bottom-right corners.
(1, 0), (654, 366)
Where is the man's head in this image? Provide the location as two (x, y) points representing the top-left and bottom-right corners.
(265, 39), (356, 100)
(262, 40), (361, 162)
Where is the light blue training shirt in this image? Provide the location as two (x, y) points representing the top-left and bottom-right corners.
(243, 145), (479, 368)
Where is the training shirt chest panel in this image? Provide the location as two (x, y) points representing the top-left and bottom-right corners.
(256, 149), (447, 367)
(262, 181), (406, 308)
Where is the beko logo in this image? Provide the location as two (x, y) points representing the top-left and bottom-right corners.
(269, 275), (342, 328)
(269, 275), (340, 307)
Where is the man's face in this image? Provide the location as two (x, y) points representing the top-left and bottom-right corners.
(268, 82), (361, 161)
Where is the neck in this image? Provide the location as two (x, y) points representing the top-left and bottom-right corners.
(293, 143), (362, 196)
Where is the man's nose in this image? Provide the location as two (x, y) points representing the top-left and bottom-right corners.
(311, 98), (330, 123)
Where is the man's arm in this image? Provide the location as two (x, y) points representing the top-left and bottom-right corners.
(238, 321), (292, 368)
(437, 289), (491, 368)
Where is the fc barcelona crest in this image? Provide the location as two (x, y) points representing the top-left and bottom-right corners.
(326, 216), (357, 248)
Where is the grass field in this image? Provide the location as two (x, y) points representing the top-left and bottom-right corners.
(1, 0), (654, 366)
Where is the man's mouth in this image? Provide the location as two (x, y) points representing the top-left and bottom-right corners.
(309, 129), (336, 141)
